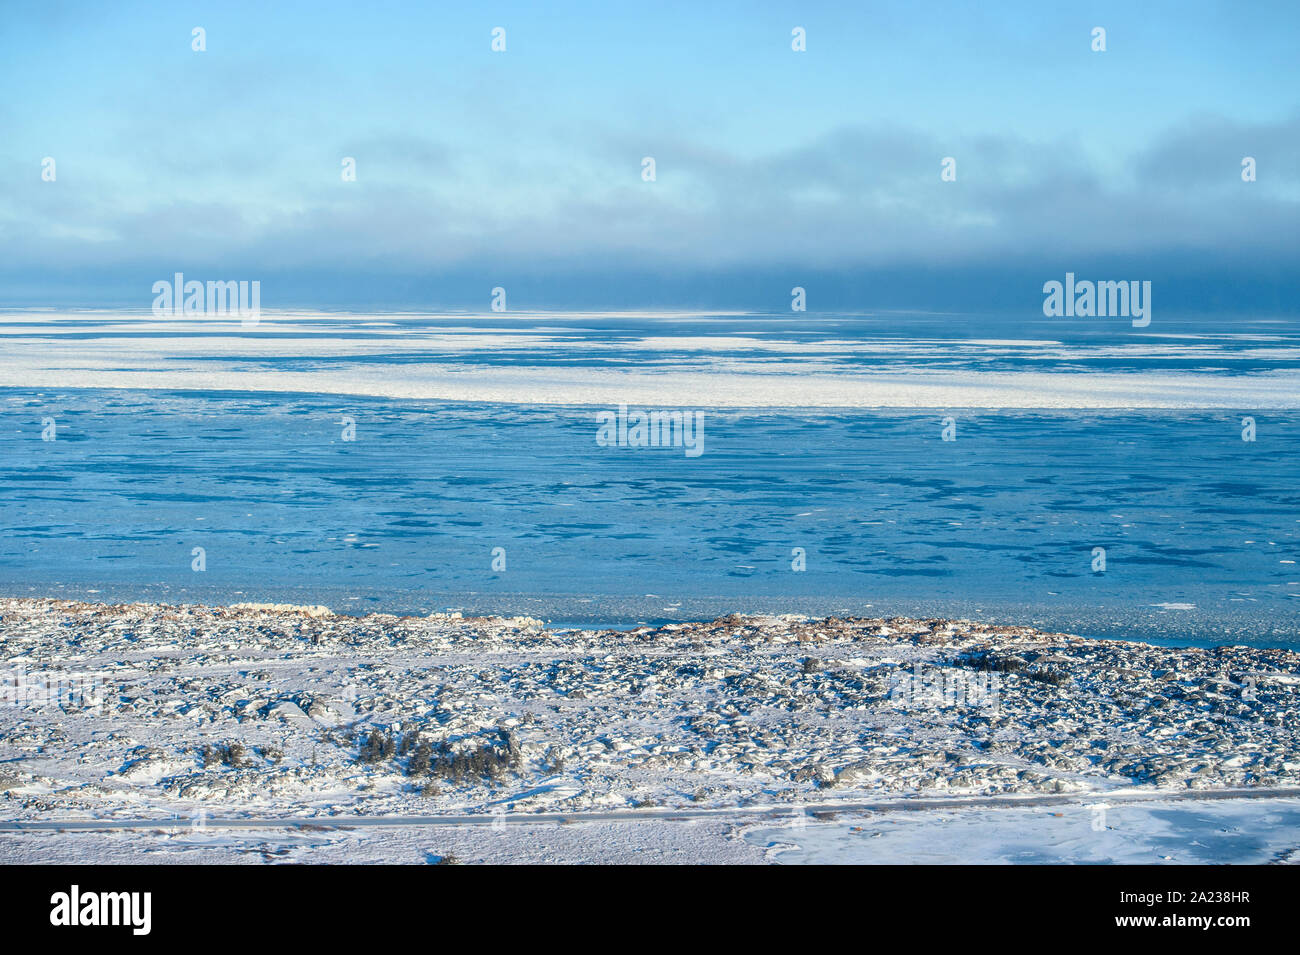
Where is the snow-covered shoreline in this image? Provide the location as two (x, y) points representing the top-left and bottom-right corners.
(2, 597), (1298, 861)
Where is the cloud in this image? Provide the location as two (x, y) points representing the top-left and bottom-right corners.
(1132, 112), (1300, 188)
(2, 112), (1297, 300)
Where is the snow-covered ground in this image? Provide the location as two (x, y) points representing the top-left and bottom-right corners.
(6, 795), (1297, 864)
(0, 817), (767, 865)
(745, 796), (1300, 864)
(3, 598), (1298, 862)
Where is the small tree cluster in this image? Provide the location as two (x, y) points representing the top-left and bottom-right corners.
(409, 731), (521, 784)
(407, 739), (433, 776)
(962, 652), (1026, 674)
(201, 742), (254, 769)
(358, 729), (396, 764)
(545, 748), (566, 774)
(435, 746), (517, 782)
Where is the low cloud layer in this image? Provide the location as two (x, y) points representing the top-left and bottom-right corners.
(4, 114), (1296, 280)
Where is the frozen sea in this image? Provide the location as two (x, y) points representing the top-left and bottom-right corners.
(2, 309), (1297, 646)
(745, 796), (1300, 864)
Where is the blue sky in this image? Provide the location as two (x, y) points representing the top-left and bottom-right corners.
(1, 0), (1297, 309)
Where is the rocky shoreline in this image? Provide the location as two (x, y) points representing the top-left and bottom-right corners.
(1, 598), (1298, 822)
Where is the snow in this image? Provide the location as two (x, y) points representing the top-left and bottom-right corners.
(745, 796), (1300, 864)
(3, 598), (1299, 862)
(3, 309), (1298, 408)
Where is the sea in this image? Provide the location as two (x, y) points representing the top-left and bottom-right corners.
(2, 309), (1297, 646)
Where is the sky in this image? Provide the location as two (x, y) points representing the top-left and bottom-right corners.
(1, 0), (1297, 311)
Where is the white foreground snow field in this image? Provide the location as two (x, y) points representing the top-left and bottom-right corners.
(2, 598), (1298, 863)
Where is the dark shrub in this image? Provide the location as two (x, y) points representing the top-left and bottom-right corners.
(407, 740), (433, 776)
(358, 729), (396, 764)
(427, 731), (521, 784)
(201, 741), (254, 768)
(1029, 669), (1065, 687)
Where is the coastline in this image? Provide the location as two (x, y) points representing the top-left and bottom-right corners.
(3, 597), (1297, 862)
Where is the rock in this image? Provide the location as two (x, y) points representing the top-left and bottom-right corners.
(835, 760), (874, 786)
(306, 698), (356, 724)
(266, 700), (312, 727)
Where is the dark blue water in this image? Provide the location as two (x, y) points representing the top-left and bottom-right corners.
(2, 388), (1296, 645)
